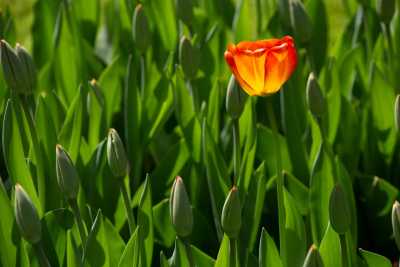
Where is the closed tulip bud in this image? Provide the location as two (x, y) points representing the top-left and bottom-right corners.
(306, 73), (325, 117)
(15, 43), (37, 93)
(392, 201), (400, 251)
(376, 0), (395, 25)
(179, 36), (199, 80)
(14, 184), (42, 244)
(56, 145), (80, 200)
(329, 184), (351, 234)
(226, 75), (246, 119)
(107, 128), (129, 178)
(0, 40), (30, 95)
(289, 0), (312, 44)
(176, 0), (193, 26)
(303, 245), (324, 267)
(394, 95), (400, 131)
(169, 176), (193, 237)
(132, 4), (151, 53)
(221, 186), (241, 239)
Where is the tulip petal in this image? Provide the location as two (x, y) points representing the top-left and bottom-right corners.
(234, 51), (267, 94)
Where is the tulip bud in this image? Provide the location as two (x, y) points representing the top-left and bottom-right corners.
(169, 176), (193, 237)
(221, 186), (242, 239)
(176, 0), (193, 26)
(303, 245), (324, 267)
(329, 184), (351, 234)
(306, 72), (325, 117)
(107, 128), (129, 178)
(289, 0), (312, 44)
(15, 43), (37, 93)
(132, 4), (151, 53)
(392, 201), (400, 251)
(226, 75), (246, 119)
(0, 40), (30, 95)
(376, 0), (395, 25)
(179, 36), (199, 80)
(14, 184), (42, 244)
(394, 95), (400, 131)
(56, 145), (80, 200)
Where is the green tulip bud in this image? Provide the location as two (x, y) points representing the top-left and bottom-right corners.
(132, 4), (151, 53)
(226, 75), (246, 119)
(169, 176), (193, 237)
(15, 43), (37, 93)
(329, 184), (351, 234)
(221, 186), (242, 239)
(176, 0), (193, 26)
(394, 95), (400, 131)
(289, 0), (312, 44)
(376, 0), (395, 25)
(107, 128), (129, 178)
(0, 40), (31, 95)
(14, 184), (42, 244)
(306, 72), (325, 117)
(303, 245), (324, 267)
(179, 36), (199, 80)
(392, 201), (400, 251)
(56, 145), (80, 200)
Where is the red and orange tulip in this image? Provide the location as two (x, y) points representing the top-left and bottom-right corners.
(224, 36), (297, 96)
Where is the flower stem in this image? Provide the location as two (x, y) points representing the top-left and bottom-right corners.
(33, 241), (51, 267)
(140, 54), (146, 97)
(69, 198), (87, 247)
(229, 237), (237, 267)
(232, 118), (240, 185)
(267, 103), (286, 264)
(120, 179), (136, 234)
(339, 233), (351, 267)
(183, 238), (194, 267)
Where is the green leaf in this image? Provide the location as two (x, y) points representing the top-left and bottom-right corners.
(168, 238), (190, 267)
(2, 99), (41, 214)
(259, 228), (283, 267)
(153, 199), (176, 248)
(118, 227), (141, 267)
(214, 235), (230, 267)
(319, 224), (342, 267)
(359, 249), (392, 267)
(66, 230), (81, 267)
(284, 171), (310, 216)
(191, 245), (215, 267)
(138, 176), (153, 267)
(233, 0), (258, 42)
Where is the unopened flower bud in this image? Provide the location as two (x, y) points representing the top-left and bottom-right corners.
(107, 128), (129, 177)
(394, 95), (400, 131)
(176, 0), (193, 26)
(226, 75), (246, 119)
(56, 145), (80, 200)
(377, 0), (395, 25)
(289, 0), (312, 44)
(179, 36), (199, 80)
(15, 43), (37, 93)
(14, 184), (42, 244)
(392, 201), (400, 251)
(221, 186), (241, 239)
(306, 72), (325, 117)
(329, 184), (351, 234)
(0, 40), (30, 95)
(132, 4), (151, 53)
(169, 176), (193, 237)
(303, 245), (324, 267)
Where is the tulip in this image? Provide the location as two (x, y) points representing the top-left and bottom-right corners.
(15, 43), (37, 93)
(179, 36), (199, 80)
(392, 201), (400, 251)
(306, 72), (325, 117)
(289, 0), (312, 44)
(107, 128), (129, 178)
(14, 184), (42, 244)
(132, 4), (151, 53)
(224, 36), (297, 96)
(329, 184), (351, 234)
(303, 245), (324, 267)
(169, 176), (193, 237)
(221, 186), (242, 239)
(226, 75), (246, 119)
(56, 145), (80, 200)
(376, 0), (395, 25)
(394, 95), (400, 131)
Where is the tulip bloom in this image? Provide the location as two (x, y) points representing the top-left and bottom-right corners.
(224, 36), (297, 96)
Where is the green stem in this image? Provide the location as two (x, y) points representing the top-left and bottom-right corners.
(187, 79), (199, 114)
(140, 54), (146, 97)
(232, 118), (240, 185)
(120, 180), (136, 234)
(33, 241), (51, 267)
(183, 238), (194, 267)
(21, 96), (46, 209)
(69, 199), (87, 247)
(339, 234), (350, 267)
(229, 238), (237, 267)
(267, 103), (286, 264)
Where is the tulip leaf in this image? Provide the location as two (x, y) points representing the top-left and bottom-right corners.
(191, 245), (215, 267)
(152, 199), (175, 248)
(168, 237), (190, 267)
(118, 227), (141, 267)
(319, 223), (342, 267)
(137, 176), (153, 267)
(259, 228), (283, 267)
(214, 235), (230, 267)
(359, 249), (391, 267)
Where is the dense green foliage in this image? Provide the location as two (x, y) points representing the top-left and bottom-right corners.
(0, 0), (400, 266)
